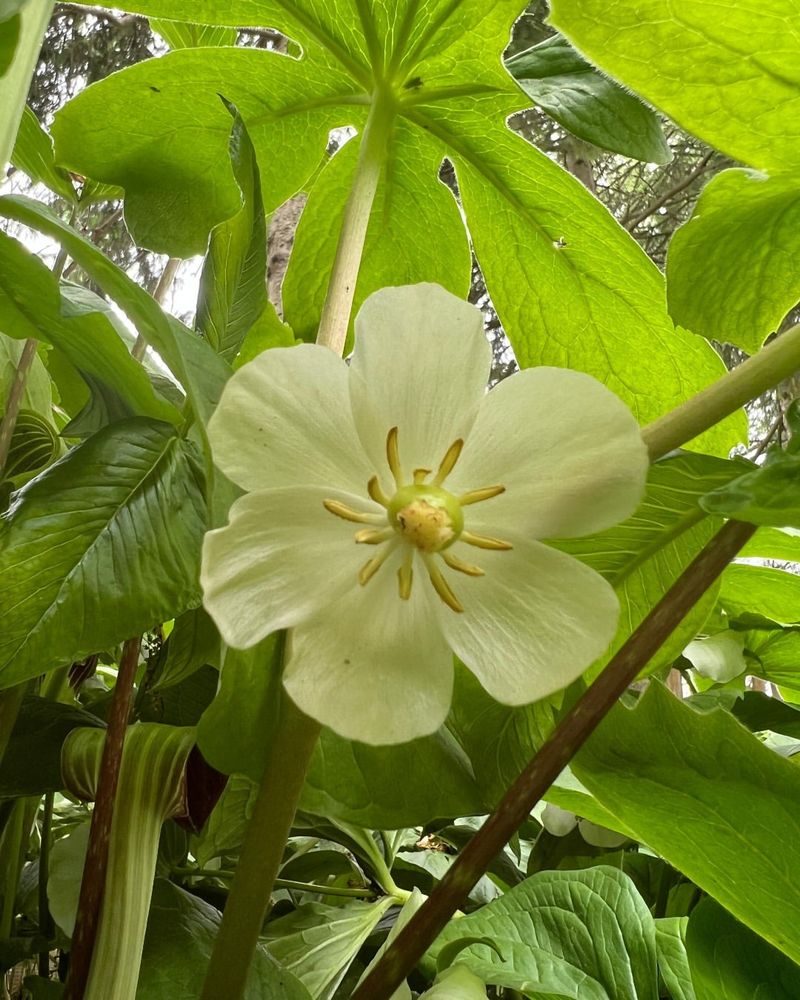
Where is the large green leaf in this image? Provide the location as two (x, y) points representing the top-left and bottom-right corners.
(431, 866), (658, 999)
(139, 879), (311, 999)
(668, 170), (800, 354)
(686, 898), (800, 999)
(263, 897), (396, 1000)
(10, 105), (77, 203)
(655, 918), (695, 1000)
(0, 195), (230, 430)
(740, 526), (800, 562)
(719, 564), (800, 625)
(701, 450), (800, 528)
(149, 18), (237, 48)
(743, 630), (800, 693)
(507, 34), (670, 163)
(574, 683), (800, 964)
(0, 231), (180, 426)
(282, 121), (471, 344)
(195, 109), (271, 361)
(0, 418), (207, 687)
(549, 1), (800, 173)
(48, 1), (743, 453)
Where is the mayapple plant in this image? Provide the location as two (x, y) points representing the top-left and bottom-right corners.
(203, 283), (648, 744)
(2, 1), (800, 999)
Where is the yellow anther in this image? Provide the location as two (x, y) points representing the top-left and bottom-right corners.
(367, 475), (391, 507)
(442, 551), (485, 577)
(423, 555), (464, 613)
(432, 438), (464, 486)
(413, 467), (431, 484)
(398, 551), (414, 600)
(461, 530), (513, 551)
(358, 542), (397, 586)
(459, 484), (505, 506)
(323, 499), (382, 524)
(386, 426), (402, 487)
(355, 527), (394, 545)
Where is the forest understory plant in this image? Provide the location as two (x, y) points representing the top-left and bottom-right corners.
(2, 3), (800, 1000)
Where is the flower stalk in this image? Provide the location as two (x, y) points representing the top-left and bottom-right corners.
(315, 86), (394, 356)
(200, 688), (321, 1000)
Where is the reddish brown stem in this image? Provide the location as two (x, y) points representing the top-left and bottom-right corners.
(64, 636), (141, 1000)
(351, 518), (756, 999)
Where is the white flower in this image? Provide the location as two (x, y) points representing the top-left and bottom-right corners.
(201, 284), (648, 745)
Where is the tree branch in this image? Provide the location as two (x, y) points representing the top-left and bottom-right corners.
(623, 150), (715, 231)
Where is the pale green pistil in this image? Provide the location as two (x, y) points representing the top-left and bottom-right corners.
(323, 426), (511, 612)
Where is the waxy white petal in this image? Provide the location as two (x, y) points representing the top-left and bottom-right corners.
(284, 559), (453, 745)
(349, 284), (491, 487)
(434, 536), (620, 705)
(208, 344), (373, 494)
(449, 367), (648, 540)
(201, 486), (379, 648)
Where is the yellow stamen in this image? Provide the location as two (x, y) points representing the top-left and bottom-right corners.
(442, 551), (485, 577)
(432, 438), (464, 486)
(323, 499), (382, 524)
(424, 555), (464, 613)
(461, 530), (513, 551)
(459, 484), (505, 506)
(355, 527), (393, 545)
(367, 475), (391, 507)
(413, 467), (431, 484)
(358, 541), (397, 586)
(398, 551), (414, 600)
(386, 426), (402, 487)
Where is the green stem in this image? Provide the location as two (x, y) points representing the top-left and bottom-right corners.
(641, 323), (800, 460)
(315, 86), (394, 356)
(176, 868), (375, 898)
(351, 519), (757, 999)
(0, 338), (39, 476)
(200, 691), (322, 1000)
(37, 792), (54, 977)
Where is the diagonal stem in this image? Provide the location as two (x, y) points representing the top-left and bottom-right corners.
(351, 518), (756, 999)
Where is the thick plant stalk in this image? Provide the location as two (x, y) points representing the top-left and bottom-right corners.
(131, 256), (182, 361)
(64, 635), (140, 1000)
(0, 338), (39, 475)
(351, 518), (757, 999)
(200, 690), (321, 1000)
(315, 86), (393, 356)
(642, 322), (800, 460)
(61, 723), (196, 1000)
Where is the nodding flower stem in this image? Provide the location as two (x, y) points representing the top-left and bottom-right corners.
(315, 86), (394, 356)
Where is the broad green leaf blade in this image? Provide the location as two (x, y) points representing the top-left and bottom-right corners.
(0, 332), (51, 415)
(139, 880), (311, 999)
(51, 47), (358, 255)
(507, 35), (671, 164)
(11, 106), (77, 203)
(743, 630), (800, 693)
(701, 451), (800, 528)
(719, 564), (800, 625)
(196, 110), (269, 361)
(686, 898), (800, 999)
(431, 867), (658, 999)
(0, 0), (53, 166)
(0, 195), (230, 429)
(549, 1), (800, 173)
(574, 683), (800, 964)
(0, 232), (180, 425)
(263, 897), (395, 1000)
(668, 170), (800, 354)
(741, 525), (800, 562)
(149, 18), (237, 48)
(411, 97), (743, 454)
(152, 607), (220, 692)
(731, 691), (800, 739)
(282, 123), (471, 343)
(302, 721), (485, 829)
(0, 418), (207, 687)
(654, 918), (695, 1000)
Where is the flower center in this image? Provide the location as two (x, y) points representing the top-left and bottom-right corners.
(388, 485), (463, 552)
(323, 427), (511, 613)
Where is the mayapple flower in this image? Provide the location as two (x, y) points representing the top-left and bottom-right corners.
(201, 284), (648, 745)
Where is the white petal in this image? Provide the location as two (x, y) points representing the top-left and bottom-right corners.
(433, 536), (620, 705)
(208, 344), (374, 493)
(349, 284), (491, 486)
(448, 367), (648, 540)
(284, 556), (453, 745)
(541, 804), (579, 837)
(201, 486), (381, 648)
